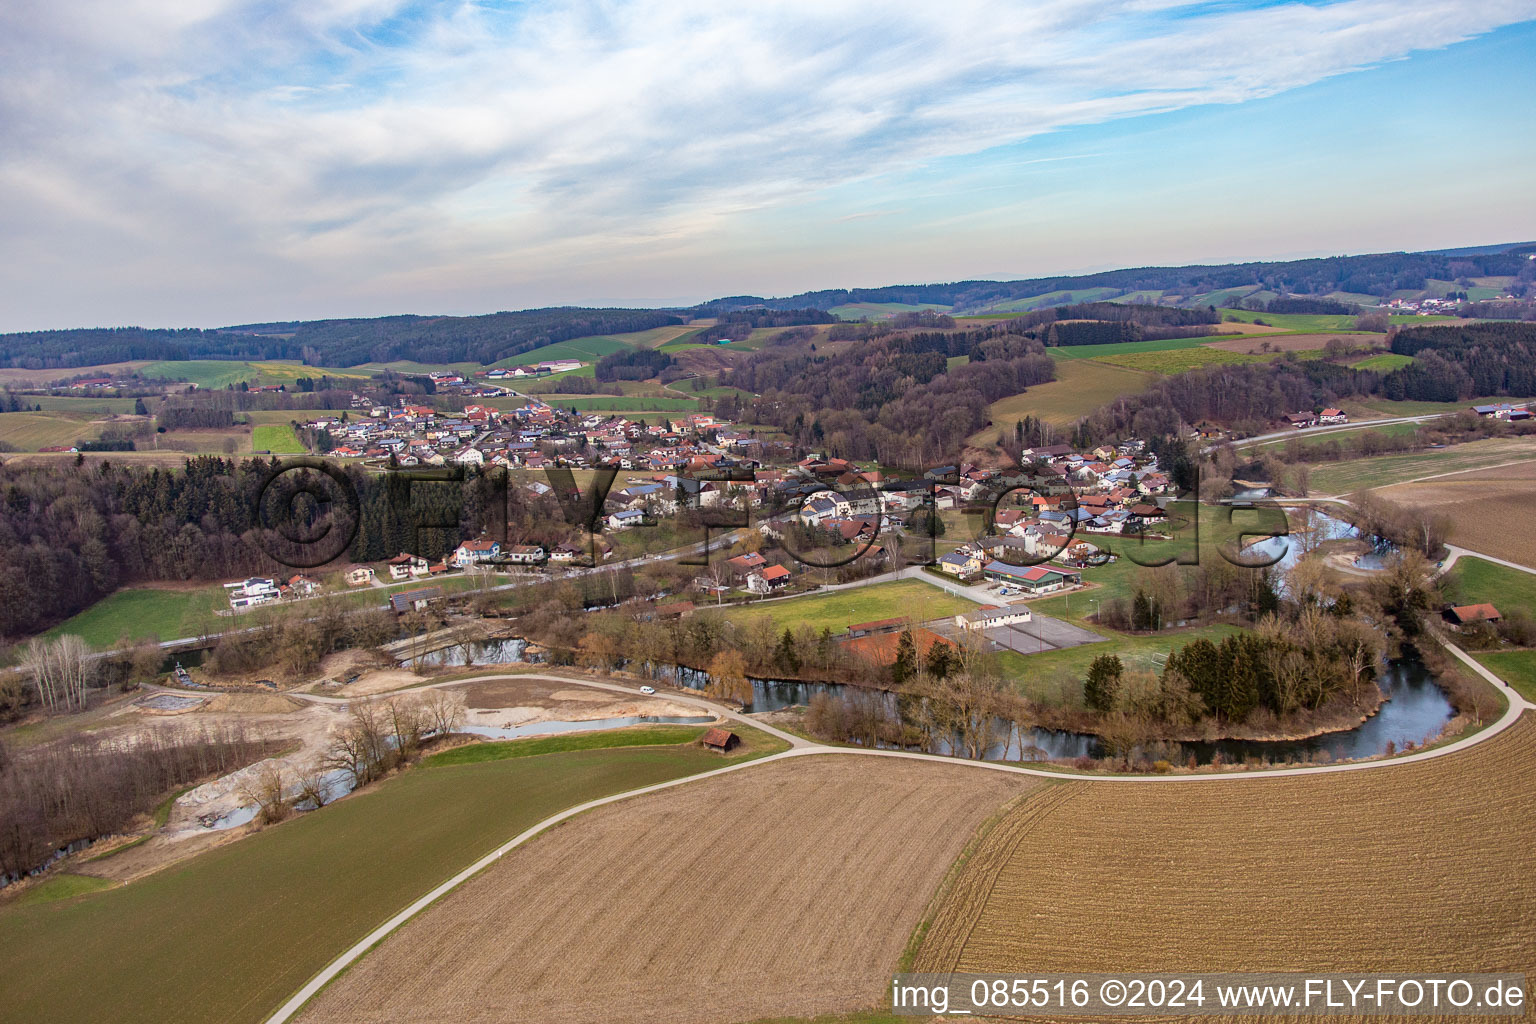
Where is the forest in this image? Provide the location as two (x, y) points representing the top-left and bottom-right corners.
(729, 321), (1055, 465)
(1383, 321), (1536, 399)
(0, 308), (683, 370)
(695, 246), (1535, 313)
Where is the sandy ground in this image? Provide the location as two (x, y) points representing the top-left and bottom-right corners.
(74, 698), (353, 883)
(450, 676), (704, 729)
(297, 756), (1031, 1024)
(338, 669), (430, 697)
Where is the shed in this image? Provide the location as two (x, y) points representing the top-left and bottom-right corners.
(701, 728), (740, 753)
(1447, 603), (1501, 625)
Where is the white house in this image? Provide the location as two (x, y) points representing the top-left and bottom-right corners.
(504, 544), (546, 564)
(452, 538), (501, 567)
(606, 509), (646, 531)
(386, 553), (430, 580)
(956, 605), (1032, 631)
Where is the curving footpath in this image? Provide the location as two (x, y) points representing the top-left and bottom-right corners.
(262, 658), (1527, 1024)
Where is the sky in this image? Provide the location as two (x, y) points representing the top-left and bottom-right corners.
(1, 0), (1534, 331)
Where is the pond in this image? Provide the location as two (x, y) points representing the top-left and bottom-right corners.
(407, 636), (541, 667)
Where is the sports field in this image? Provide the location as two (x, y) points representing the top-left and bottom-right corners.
(0, 741), (762, 1024)
(916, 716), (1536, 983)
(710, 579), (975, 633)
(295, 755), (1029, 1024)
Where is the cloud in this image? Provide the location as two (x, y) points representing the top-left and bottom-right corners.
(1, 0), (1533, 326)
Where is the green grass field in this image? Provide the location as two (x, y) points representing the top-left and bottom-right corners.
(0, 743), (759, 1024)
(998, 622), (1243, 702)
(43, 587), (225, 646)
(251, 423), (306, 453)
(1352, 353), (1415, 372)
(1048, 334), (1221, 360)
(1217, 308), (1362, 332)
(25, 396), (140, 414)
(537, 395), (700, 412)
(710, 579), (975, 633)
(1442, 557), (1536, 619)
(827, 302), (953, 320)
(1305, 437), (1536, 494)
(0, 411), (101, 450)
(975, 357), (1151, 437)
(1092, 346), (1261, 374)
(1471, 650), (1536, 704)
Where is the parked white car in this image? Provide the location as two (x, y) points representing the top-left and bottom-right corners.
(639, 685), (656, 695)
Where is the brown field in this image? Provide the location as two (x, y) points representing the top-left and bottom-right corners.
(1204, 332), (1376, 354)
(297, 755), (1031, 1024)
(916, 717), (1536, 1021)
(1372, 465), (1536, 566)
(0, 361), (149, 385)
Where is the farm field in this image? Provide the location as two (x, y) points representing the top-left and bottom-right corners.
(252, 423), (306, 453)
(711, 579), (976, 634)
(1343, 395), (1522, 418)
(536, 395), (699, 411)
(0, 361), (150, 386)
(0, 742), (760, 1024)
(916, 716), (1536, 984)
(0, 410), (101, 450)
(1306, 436), (1536, 494)
(296, 755), (1031, 1024)
(1375, 470), (1536, 568)
(971, 358), (1151, 440)
(1203, 331), (1378, 354)
(1048, 333), (1223, 360)
(1092, 345), (1261, 374)
(1217, 308), (1363, 332)
(828, 301), (953, 320)
(43, 585), (226, 646)
(24, 395), (140, 414)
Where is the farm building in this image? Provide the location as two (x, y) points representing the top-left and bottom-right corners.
(1446, 603), (1501, 625)
(700, 728), (740, 753)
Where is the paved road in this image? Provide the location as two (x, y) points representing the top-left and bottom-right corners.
(1224, 412), (1454, 451)
(1438, 543), (1536, 579)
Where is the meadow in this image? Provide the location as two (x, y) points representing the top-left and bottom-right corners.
(916, 717), (1536, 982)
(252, 422), (306, 453)
(0, 410), (101, 450)
(1471, 651), (1536, 703)
(972, 357), (1150, 436)
(0, 741), (761, 1024)
(1442, 555), (1536, 618)
(1352, 352), (1415, 371)
(295, 755), (1028, 1024)
(43, 586), (226, 646)
(709, 579), (975, 634)
(1306, 436), (1536, 494)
